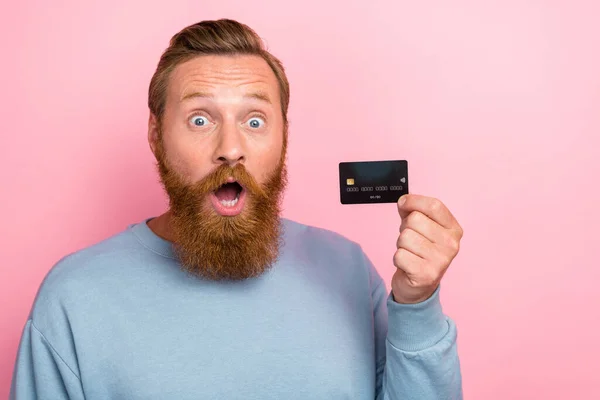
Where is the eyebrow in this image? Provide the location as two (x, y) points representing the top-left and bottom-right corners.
(180, 90), (272, 104)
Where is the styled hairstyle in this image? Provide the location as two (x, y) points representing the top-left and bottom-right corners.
(148, 19), (290, 130)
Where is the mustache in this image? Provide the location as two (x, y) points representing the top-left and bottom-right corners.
(190, 163), (267, 198)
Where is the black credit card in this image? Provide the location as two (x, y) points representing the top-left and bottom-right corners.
(339, 160), (409, 204)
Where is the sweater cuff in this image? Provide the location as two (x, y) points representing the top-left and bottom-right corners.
(386, 285), (448, 352)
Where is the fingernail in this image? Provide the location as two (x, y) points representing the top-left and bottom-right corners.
(397, 195), (407, 206)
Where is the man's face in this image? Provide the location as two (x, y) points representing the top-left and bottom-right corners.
(149, 54), (288, 280)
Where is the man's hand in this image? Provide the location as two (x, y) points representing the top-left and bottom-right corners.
(392, 194), (463, 304)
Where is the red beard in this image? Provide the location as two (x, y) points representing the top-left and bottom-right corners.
(155, 140), (288, 280)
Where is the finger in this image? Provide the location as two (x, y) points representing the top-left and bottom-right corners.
(400, 211), (446, 245)
(398, 194), (457, 230)
(400, 210), (462, 252)
(396, 228), (437, 260)
(393, 247), (427, 276)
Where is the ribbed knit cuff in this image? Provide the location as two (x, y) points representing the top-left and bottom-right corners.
(386, 286), (449, 352)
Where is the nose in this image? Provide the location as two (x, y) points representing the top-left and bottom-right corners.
(212, 121), (245, 167)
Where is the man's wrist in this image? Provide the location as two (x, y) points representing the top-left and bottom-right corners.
(391, 285), (438, 304)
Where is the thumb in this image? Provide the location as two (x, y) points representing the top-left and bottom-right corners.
(397, 194), (411, 221)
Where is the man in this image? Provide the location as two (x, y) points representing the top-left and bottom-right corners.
(10, 19), (463, 399)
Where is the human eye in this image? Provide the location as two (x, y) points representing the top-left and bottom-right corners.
(247, 115), (266, 129)
(189, 115), (210, 127)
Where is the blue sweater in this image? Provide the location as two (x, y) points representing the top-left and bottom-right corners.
(10, 218), (462, 399)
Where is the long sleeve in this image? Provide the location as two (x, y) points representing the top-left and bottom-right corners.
(10, 320), (85, 400)
(367, 253), (463, 400)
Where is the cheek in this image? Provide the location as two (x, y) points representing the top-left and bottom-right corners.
(252, 142), (284, 184)
(163, 138), (211, 183)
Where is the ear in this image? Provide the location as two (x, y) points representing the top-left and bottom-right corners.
(148, 113), (160, 159)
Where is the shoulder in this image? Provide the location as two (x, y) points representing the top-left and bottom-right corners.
(282, 218), (362, 255)
(28, 223), (146, 326)
(281, 218), (378, 283)
(282, 218), (385, 287)
(44, 225), (141, 283)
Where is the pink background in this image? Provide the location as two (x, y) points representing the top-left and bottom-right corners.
(2, 0), (599, 398)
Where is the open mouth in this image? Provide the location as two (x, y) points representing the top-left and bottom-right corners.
(210, 181), (246, 216)
(214, 181), (243, 206)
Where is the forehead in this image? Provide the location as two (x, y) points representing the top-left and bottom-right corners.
(167, 54), (281, 105)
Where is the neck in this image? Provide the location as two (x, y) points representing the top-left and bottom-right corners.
(147, 210), (176, 243)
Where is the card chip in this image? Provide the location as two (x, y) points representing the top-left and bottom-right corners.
(346, 178), (355, 185)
